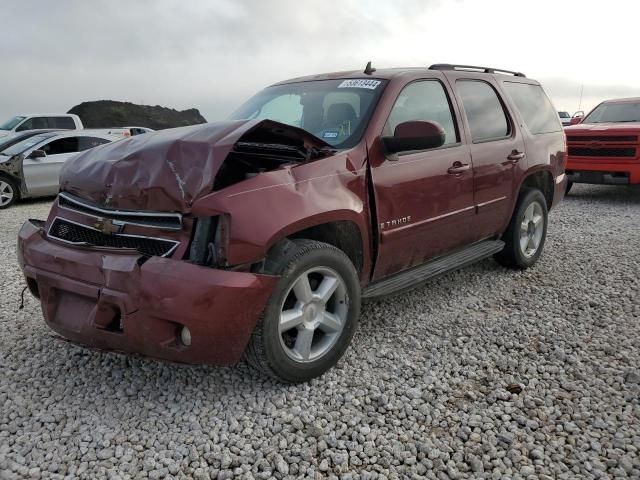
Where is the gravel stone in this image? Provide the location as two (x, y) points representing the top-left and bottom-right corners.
(1, 185), (640, 479)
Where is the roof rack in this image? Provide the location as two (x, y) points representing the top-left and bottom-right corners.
(429, 64), (526, 78)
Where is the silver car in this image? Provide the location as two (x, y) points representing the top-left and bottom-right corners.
(0, 131), (120, 208)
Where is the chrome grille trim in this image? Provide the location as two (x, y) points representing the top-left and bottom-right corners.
(58, 192), (183, 230)
(47, 216), (180, 258)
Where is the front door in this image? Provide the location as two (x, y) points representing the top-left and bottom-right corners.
(369, 79), (476, 280)
(23, 136), (80, 196)
(453, 78), (525, 240)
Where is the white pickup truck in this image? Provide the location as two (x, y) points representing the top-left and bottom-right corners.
(0, 114), (136, 139)
(0, 114), (83, 138)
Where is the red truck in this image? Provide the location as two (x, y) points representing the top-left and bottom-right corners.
(565, 97), (640, 191)
(17, 64), (567, 382)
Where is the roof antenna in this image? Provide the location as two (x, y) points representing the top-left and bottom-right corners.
(364, 61), (376, 75)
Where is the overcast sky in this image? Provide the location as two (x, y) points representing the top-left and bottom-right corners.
(2, 0), (640, 123)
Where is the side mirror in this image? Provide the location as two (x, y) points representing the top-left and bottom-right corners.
(28, 150), (46, 159)
(569, 117), (582, 125)
(381, 120), (446, 155)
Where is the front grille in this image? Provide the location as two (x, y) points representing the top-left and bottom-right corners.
(48, 218), (179, 257)
(568, 147), (636, 158)
(566, 135), (638, 142)
(58, 192), (182, 230)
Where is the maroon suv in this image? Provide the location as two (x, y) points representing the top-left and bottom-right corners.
(17, 64), (567, 382)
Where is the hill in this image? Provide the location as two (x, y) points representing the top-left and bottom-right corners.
(68, 100), (207, 130)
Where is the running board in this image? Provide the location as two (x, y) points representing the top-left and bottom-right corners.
(363, 240), (505, 299)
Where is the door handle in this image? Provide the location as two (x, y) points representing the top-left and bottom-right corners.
(508, 150), (525, 163)
(447, 162), (470, 175)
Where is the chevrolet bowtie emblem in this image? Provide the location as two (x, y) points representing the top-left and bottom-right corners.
(94, 218), (124, 235)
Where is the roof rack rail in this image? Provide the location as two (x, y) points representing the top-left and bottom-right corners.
(429, 64), (526, 78)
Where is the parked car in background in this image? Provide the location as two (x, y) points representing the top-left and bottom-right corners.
(0, 114), (82, 138)
(17, 63), (566, 382)
(558, 111), (571, 126)
(565, 97), (640, 192)
(0, 114), (144, 141)
(0, 131), (120, 208)
(569, 111), (585, 125)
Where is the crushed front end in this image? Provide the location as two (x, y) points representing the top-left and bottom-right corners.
(17, 195), (277, 365)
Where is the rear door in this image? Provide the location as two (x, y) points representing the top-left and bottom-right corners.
(450, 76), (525, 240)
(369, 78), (476, 279)
(23, 136), (81, 196)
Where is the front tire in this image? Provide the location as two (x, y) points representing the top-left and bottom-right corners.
(0, 176), (18, 209)
(494, 188), (548, 269)
(245, 239), (361, 383)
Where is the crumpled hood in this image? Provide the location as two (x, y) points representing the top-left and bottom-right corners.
(60, 119), (332, 212)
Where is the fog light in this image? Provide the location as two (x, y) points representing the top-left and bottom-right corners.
(180, 326), (192, 346)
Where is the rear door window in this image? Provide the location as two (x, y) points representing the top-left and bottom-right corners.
(504, 83), (562, 134)
(457, 80), (510, 142)
(78, 137), (111, 151)
(50, 117), (76, 129)
(385, 80), (459, 146)
(41, 137), (80, 155)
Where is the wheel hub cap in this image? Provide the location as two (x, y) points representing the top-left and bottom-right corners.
(519, 201), (544, 258)
(278, 267), (348, 363)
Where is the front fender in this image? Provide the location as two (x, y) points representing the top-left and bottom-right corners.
(191, 147), (370, 268)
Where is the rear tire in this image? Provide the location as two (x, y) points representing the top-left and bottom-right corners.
(0, 176), (19, 209)
(494, 188), (548, 269)
(245, 239), (361, 383)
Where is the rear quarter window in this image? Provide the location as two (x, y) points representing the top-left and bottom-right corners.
(51, 117), (76, 129)
(503, 82), (562, 135)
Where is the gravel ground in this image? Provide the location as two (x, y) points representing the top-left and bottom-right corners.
(1, 185), (639, 480)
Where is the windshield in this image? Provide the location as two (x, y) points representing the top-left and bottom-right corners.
(0, 116), (25, 131)
(230, 79), (387, 149)
(558, 112), (570, 118)
(0, 134), (49, 156)
(583, 102), (640, 123)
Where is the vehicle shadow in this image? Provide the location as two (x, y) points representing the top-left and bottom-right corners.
(566, 184), (640, 205)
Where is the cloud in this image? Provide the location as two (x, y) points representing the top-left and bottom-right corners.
(1, 0), (640, 123)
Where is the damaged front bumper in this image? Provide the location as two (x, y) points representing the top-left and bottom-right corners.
(18, 220), (277, 365)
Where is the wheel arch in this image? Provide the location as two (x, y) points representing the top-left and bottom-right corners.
(518, 168), (554, 209)
(265, 216), (368, 280)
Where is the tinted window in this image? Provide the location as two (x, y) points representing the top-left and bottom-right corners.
(51, 117), (76, 129)
(503, 83), (562, 134)
(385, 80), (458, 145)
(558, 112), (570, 118)
(16, 117), (48, 132)
(41, 137), (79, 155)
(457, 80), (510, 142)
(78, 137), (111, 151)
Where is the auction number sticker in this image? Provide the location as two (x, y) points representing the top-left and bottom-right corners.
(338, 79), (381, 90)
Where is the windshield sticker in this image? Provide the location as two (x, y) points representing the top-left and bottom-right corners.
(338, 79), (381, 90)
(322, 130), (339, 139)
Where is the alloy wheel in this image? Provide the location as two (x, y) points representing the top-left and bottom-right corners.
(519, 201), (544, 258)
(0, 181), (14, 207)
(278, 266), (348, 363)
